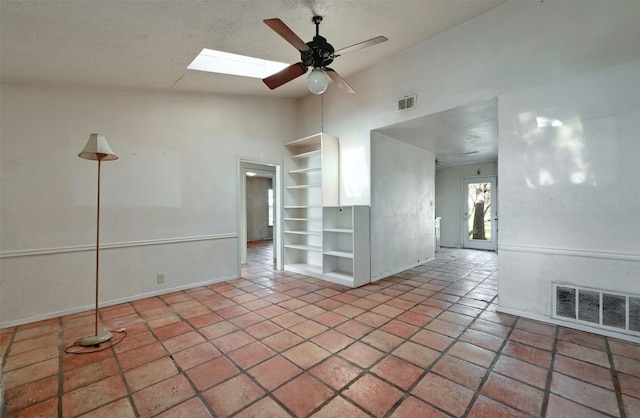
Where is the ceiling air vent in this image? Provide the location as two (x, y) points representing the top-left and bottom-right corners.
(554, 284), (640, 335)
(397, 95), (417, 112)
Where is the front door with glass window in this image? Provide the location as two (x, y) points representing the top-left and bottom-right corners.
(463, 176), (497, 251)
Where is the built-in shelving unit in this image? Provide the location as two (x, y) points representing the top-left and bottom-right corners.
(323, 206), (370, 287)
(283, 133), (339, 279)
(282, 133), (371, 287)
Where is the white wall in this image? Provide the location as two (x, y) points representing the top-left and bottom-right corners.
(0, 82), (295, 326)
(297, 0), (640, 205)
(497, 61), (640, 338)
(370, 132), (435, 281)
(435, 163), (498, 248)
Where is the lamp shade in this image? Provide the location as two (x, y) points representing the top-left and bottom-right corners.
(307, 68), (328, 95)
(78, 134), (118, 161)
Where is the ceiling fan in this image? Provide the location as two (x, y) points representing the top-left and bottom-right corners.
(263, 15), (387, 94)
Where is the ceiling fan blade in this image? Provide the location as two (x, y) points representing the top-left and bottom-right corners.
(325, 68), (355, 94)
(264, 18), (311, 52)
(263, 62), (308, 90)
(334, 36), (388, 56)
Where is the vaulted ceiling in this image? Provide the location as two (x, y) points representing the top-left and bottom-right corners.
(0, 0), (506, 98)
(1, 1), (511, 167)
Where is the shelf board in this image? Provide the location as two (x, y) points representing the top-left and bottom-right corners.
(323, 228), (353, 234)
(284, 244), (322, 252)
(324, 250), (354, 259)
(286, 184), (321, 189)
(284, 263), (323, 277)
(285, 133), (322, 149)
(290, 149), (321, 159)
(284, 230), (322, 235)
(284, 205), (321, 209)
(284, 217), (314, 221)
(323, 271), (354, 284)
(289, 166), (321, 174)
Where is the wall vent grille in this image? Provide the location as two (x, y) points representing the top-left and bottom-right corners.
(397, 95), (417, 112)
(553, 283), (640, 336)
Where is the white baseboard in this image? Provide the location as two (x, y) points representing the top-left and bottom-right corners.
(496, 305), (640, 344)
(0, 274), (237, 329)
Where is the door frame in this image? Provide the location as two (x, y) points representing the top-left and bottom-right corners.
(462, 176), (498, 251)
(237, 157), (282, 275)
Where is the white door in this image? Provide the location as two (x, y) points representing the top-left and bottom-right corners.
(463, 176), (497, 251)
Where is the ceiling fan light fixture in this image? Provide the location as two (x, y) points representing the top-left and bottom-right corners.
(307, 67), (328, 94)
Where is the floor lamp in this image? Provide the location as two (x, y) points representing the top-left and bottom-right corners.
(78, 134), (118, 346)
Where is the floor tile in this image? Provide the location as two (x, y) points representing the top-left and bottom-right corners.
(63, 357), (120, 392)
(545, 393), (613, 418)
(550, 371), (620, 416)
(154, 397), (213, 418)
(389, 395), (450, 418)
(370, 355), (424, 390)
(186, 356), (239, 391)
(553, 354), (614, 390)
(162, 330), (207, 353)
(613, 355), (640, 377)
(556, 340), (611, 368)
(448, 341), (496, 368)
(248, 355), (302, 390)
(61, 374), (128, 417)
(171, 341), (221, 371)
(131, 374), (195, 416)
(410, 328), (453, 351)
(339, 341), (384, 368)
(361, 329), (404, 352)
(78, 397), (137, 418)
(262, 330), (304, 352)
(618, 372), (640, 399)
(211, 330), (255, 352)
(343, 373), (404, 417)
(4, 397), (58, 418)
(412, 372), (475, 416)
(202, 374), (265, 417)
(431, 354), (487, 390)
(4, 375), (58, 415)
(609, 339), (640, 361)
(492, 355), (548, 389)
(500, 340), (552, 368)
(283, 341), (331, 369)
(234, 396), (291, 418)
(124, 356), (178, 392)
(311, 396), (370, 418)
(468, 395), (531, 418)
(273, 373), (334, 417)
(228, 341), (276, 369)
(481, 372), (544, 416)
(623, 394), (640, 417)
(392, 341), (440, 368)
(311, 329), (355, 352)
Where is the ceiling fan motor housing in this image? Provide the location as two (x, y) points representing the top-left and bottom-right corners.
(302, 35), (335, 68)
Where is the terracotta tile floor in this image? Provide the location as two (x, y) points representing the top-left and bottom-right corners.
(2, 241), (639, 417)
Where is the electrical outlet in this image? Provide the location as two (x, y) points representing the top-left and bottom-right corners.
(157, 273), (165, 284)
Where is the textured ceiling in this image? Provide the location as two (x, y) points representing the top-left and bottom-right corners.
(0, 0), (506, 98)
(1, 0), (507, 167)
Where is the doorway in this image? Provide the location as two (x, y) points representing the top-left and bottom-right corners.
(463, 176), (497, 251)
(238, 159), (281, 274)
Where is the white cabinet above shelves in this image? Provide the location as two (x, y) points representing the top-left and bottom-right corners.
(282, 133), (370, 287)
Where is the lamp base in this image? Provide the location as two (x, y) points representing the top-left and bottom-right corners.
(78, 330), (113, 347)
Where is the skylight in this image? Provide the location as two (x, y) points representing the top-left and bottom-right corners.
(187, 48), (289, 79)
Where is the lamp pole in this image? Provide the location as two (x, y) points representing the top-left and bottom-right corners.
(78, 135), (117, 347)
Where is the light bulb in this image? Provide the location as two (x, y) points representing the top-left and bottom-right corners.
(307, 67), (328, 94)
